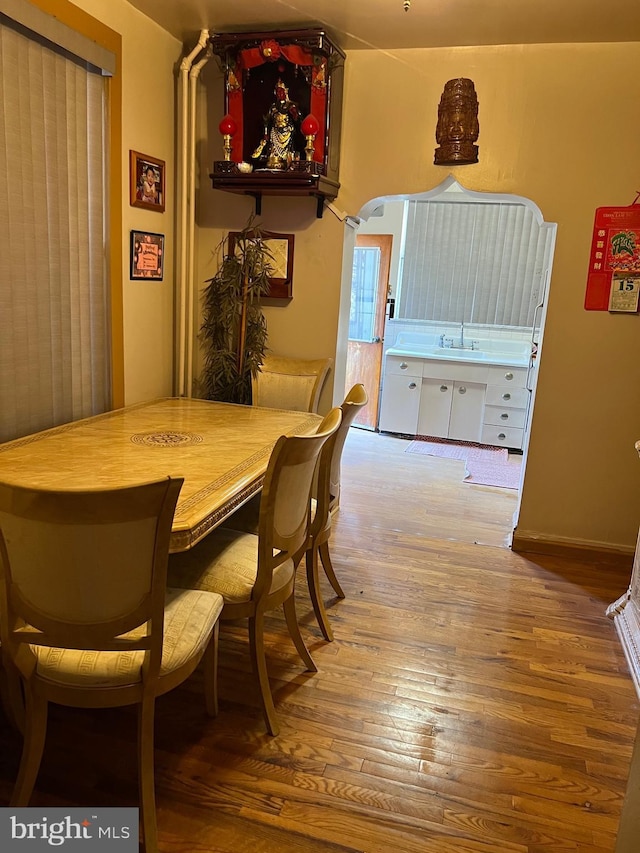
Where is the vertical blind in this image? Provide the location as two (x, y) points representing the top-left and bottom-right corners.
(398, 201), (552, 327)
(0, 19), (109, 442)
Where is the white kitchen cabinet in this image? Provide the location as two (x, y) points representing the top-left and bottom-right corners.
(417, 379), (452, 437)
(379, 351), (531, 450)
(448, 382), (485, 442)
(417, 378), (485, 442)
(481, 366), (529, 450)
(378, 372), (421, 434)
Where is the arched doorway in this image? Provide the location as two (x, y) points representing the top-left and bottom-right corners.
(337, 176), (557, 539)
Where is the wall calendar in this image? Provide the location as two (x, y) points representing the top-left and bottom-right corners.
(585, 204), (640, 311)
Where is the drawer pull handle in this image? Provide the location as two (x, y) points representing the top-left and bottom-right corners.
(440, 385), (448, 392)
(505, 372), (514, 381)
(502, 393), (511, 400)
(400, 362), (408, 370)
(498, 432), (507, 440)
(408, 382), (417, 389)
(458, 386), (466, 394)
(500, 413), (509, 420)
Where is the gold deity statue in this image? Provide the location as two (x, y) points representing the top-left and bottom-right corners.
(252, 79), (301, 168)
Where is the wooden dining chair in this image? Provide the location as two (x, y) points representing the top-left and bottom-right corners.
(0, 476), (224, 853)
(306, 383), (368, 641)
(168, 407), (342, 736)
(222, 384), (368, 642)
(251, 354), (333, 413)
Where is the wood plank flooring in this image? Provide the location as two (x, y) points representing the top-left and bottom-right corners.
(1, 428), (638, 852)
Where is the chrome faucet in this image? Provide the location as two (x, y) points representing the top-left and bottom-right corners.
(450, 323), (468, 350)
(439, 333), (453, 348)
(450, 323), (481, 351)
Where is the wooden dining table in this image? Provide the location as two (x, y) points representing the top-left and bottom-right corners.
(0, 397), (322, 552)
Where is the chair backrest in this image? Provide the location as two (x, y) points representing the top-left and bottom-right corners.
(0, 476), (183, 676)
(252, 354), (333, 413)
(309, 385), (368, 539)
(252, 408), (341, 600)
(327, 383), (368, 513)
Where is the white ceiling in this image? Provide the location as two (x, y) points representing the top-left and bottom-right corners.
(127, 0), (640, 51)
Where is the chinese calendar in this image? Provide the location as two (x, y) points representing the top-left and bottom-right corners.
(585, 205), (640, 310)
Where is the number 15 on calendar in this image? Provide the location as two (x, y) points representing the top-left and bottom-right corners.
(609, 274), (640, 313)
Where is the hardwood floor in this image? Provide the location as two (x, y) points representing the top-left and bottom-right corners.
(1, 429), (638, 852)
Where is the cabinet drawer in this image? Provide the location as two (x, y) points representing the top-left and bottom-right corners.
(421, 359), (489, 382)
(480, 424), (524, 450)
(484, 385), (530, 408)
(385, 356), (425, 376)
(486, 365), (528, 387)
(483, 405), (527, 429)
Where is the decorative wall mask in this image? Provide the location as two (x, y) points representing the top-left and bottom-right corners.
(434, 78), (479, 165)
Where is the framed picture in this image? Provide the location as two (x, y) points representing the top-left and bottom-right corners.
(130, 230), (164, 281)
(228, 231), (294, 300)
(130, 150), (165, 212)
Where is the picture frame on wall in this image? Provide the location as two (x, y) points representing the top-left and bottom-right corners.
(130, 230), (164, 281)
(130, 150), (165, 212)
(228, 231), (295, 300)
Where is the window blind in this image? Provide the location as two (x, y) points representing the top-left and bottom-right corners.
(0, 19), (110, 441)
(398, 201), (551, 328)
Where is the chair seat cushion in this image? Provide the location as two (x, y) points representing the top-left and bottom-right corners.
(168, 528), (294, 605)
(32, 588), (223, 689)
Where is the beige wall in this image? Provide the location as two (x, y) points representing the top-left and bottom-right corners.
(197, 41), (640, 551)
(72, 0), (180, 403)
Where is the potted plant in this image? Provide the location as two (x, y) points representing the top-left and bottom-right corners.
(200, 218), (273, 404)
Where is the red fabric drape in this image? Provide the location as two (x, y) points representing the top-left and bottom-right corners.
(238, 43), (314, 70)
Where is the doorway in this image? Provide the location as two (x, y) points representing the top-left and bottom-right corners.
(344, 234), (391, 430)
(337, 177), (557, 541)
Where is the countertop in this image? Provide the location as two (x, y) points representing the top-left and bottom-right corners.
(385, 346), (530, 368)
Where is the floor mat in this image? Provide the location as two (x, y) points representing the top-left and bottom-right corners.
(405, 437), (522, 490)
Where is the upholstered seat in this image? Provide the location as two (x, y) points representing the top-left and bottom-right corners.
(29, 588), (221, 689)
(0, 476), (223, 853)
(169, 528), (295, 605)
(169, 408), (342, 736)
(252, 354), (333, 413)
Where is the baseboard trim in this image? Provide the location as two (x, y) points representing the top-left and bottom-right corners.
(512, 532), (634, 566)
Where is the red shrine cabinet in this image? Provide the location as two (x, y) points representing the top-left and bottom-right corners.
(209, 29), (345, 218)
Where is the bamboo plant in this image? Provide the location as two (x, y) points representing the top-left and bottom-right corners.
(200, 218), (272, 404)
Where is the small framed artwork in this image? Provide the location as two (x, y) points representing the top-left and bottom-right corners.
(130, 230), (164, 281)
(130, 150), (165, 212)
(608, 273), (640, 313)
(228, 231), (294, 300)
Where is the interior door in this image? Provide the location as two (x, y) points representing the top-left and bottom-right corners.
(344, 234), (392, 429)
